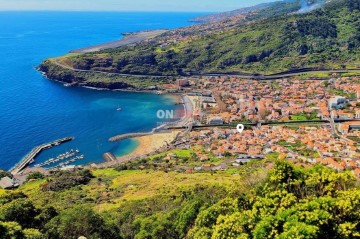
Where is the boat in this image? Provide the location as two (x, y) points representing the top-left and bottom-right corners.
(116, 107), (122, 111)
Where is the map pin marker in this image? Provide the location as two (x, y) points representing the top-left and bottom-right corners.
(236, 124), (244, 134)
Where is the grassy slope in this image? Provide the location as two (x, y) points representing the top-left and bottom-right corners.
(15, 168), (253, 213)
(3, 160), (360, 238)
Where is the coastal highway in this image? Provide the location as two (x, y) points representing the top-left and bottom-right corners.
(52, 58), (360, 80)
(70, 30), (168, 53)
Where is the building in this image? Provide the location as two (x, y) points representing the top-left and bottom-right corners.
(328, 96), (347, 109)
(339, 122), (360, 133)
(356, 110), (360, 119)
(0, 176), (20, 189)
(207, 117), (224, 125)
(176, 79), (189, 88)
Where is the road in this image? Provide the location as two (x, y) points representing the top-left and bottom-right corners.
(54, 60), (169, 78)
(53, 59), (360, 80)
(168, 119), (360, 131)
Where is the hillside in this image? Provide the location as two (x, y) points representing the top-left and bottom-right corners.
(189, 1), (281, 23)
(1, 159), (360, 239)
(39, 0), (360, 88)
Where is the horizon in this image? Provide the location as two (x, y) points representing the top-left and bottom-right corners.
(0, 0), (277, 12)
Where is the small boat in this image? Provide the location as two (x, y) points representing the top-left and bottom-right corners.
(116, 107), (122, 111)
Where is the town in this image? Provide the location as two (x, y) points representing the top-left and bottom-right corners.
(154, 75), (360, 177)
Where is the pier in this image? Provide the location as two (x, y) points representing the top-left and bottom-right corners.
(103, 152), (117, 162)
(10, 137), (74, 175)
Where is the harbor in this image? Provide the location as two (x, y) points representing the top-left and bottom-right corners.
(10, 137), (74, 175)
(33, 149), (84, 169)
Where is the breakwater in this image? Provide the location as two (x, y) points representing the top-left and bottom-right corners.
(109, 132), (153, 142)
(10, 137), (74, 175)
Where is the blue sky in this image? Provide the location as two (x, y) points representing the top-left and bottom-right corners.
(0, 0), (276, 12)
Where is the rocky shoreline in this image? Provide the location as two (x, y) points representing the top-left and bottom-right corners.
(38, 60), (164, 91)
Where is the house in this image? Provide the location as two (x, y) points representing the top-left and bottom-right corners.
(0, 176), (20, 189)
(353, 168), (360, 178)
(207, 117), (224, 125)
(198, 154), (209, 162)
(201, 164), (214, 170)
(236, 158), (250, 164)
(60, 165), (83, 171)
(212, 165), (227, 171)
(176, 79), (190, 88)
(338, 124), (350, 134)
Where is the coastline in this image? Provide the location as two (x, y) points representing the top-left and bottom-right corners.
(39, 67), (179, 95)
(35, 26), (189, 170)
(109, 93), (183, 160)
(70, 29), (168, 53)
(95, 130), (181, 169)
(123, 131), (180, 159)
(2, 12), (201, 172)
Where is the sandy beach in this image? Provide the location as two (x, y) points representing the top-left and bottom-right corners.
(96, 93), (189, 169)
(121, 130), (180, 159)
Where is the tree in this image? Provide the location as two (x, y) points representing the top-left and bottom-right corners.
(0, 221), (24, 239)
(0, 199), (38, 228)
(26, 172), (44, 181)
(44, 205), (119, 239)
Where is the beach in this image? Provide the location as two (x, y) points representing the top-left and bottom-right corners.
(124, 130), (180, 158)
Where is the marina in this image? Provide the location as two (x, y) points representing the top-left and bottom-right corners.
(33, 149), (84, 168)
(10, 137), (74, 175)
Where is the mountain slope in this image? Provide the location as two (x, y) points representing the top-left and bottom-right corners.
(190, 1), (281, 23)
(40, 0), (360, 87)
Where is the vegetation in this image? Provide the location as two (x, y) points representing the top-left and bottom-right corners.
(0, 170), (12, 179)
(22, 1), (360, 237)
(26, 172), (44, 181)
(41, 0), (360, 87)
(290, 112), (320, 121)
(39, 59), (173, 89)
(41, 169), (94, 192)
(1, 159), (360, 238)
(278, 140), (320, 158)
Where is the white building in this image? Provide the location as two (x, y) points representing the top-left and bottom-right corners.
(328, 96), (347, 109)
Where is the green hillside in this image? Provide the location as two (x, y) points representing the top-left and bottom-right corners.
(40, 0), (360, 86)
(1, 161), (360, 238)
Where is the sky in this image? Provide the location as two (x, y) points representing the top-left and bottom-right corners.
(0, 0), (276, 12)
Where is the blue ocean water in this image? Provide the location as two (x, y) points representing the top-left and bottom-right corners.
(0, 11), (204, 170)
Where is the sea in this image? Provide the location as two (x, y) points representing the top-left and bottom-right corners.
(0, 11), (205, 170)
